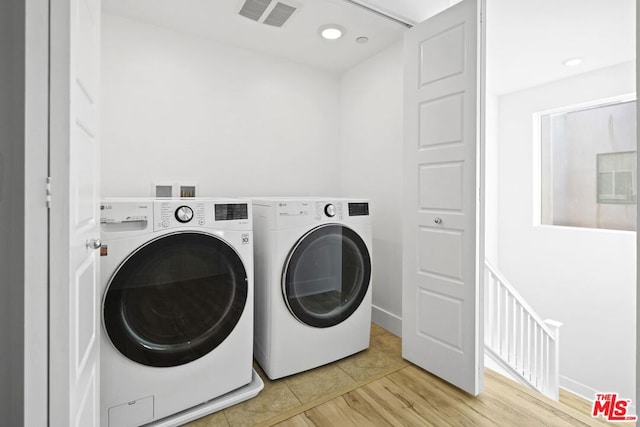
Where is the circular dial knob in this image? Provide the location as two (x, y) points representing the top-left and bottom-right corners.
(324, 204), (336, 217)
(175, 206), (194, 223)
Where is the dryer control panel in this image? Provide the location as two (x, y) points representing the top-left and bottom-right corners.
(276, 200), (311, 217)
(314, 201), (344, 221)
(255, 198), (370, 229)
(274, 200), (346, 222)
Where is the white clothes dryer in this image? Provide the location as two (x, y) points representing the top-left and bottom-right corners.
(99, 198), (254, 427)
(252, 198), (372, 379)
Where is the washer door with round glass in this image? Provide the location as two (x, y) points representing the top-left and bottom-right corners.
(283, 224), (371, 328)
(103, 232), (247, 367)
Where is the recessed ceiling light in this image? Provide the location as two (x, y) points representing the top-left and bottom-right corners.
(562, 57), (583, 67)
(319, 25), (345, 40)
(356, 36), (369, 44)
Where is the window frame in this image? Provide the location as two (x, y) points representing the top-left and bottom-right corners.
(532, 93), (637, 232)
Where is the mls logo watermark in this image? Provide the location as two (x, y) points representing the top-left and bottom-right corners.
(591, 393), (637, 422)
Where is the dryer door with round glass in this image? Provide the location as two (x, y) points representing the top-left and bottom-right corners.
(283, 224), (371, 328)
(103, 232), (247, 367)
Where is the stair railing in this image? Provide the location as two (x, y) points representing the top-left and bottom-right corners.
(484, 260), (562, 400)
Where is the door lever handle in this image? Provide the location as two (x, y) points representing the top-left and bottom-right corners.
(86, 238), (101, 250)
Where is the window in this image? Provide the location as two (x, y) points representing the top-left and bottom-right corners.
(597, 151), (636, 204)
(540, 99), (637, 231)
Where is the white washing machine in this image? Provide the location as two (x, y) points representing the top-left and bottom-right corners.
(252, 198), (372, 379)
(100, 198), (254, 427)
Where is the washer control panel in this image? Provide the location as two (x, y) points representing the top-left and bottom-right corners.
(156, 201), (206, 229)
(175, 206), (194, 223)
(100, 202), (150, 224)
(154, 200), (250, 230)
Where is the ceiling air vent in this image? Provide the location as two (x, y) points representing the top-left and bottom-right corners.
(239, 0), (272, 21)
(238, 0), (297, 27)
(263, 2), (297, 27)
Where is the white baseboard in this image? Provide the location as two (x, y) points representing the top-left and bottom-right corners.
(560, 376), (636, 416)
(560, 376), (598, 402)
(371, 304), (402, 337)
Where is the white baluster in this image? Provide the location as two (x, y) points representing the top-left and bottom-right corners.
(518, 304), (524, 373)
(503, 290), (509, 360)
(483, 261), (562, 400)
(526, 315), (533, 381)
(503, 285), (509, 356)
(493, 274), (500, 350)
(484, 268), (489, 346)
(532, 319), (537, 384)
(495, 281), (500, 354)
(510, 295), (516, 363)
(545, 319), (562, 400)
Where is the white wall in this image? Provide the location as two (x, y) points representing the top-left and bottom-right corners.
(339, 43), (404, 335)
(101, 14), (341, 198)
(485, 89), (499, 263)
(497, 61), (636, 400)
(102, 14), (409, 337)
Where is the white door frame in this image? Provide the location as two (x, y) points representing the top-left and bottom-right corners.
(1, 0), (50, 425)
(24, 0), (51, 425)
(636, 0), (640, 411)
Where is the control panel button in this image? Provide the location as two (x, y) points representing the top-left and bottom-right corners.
(324, 204), (336, 218)
(175, 206), (194, 223)
(161, 221), (169, 228)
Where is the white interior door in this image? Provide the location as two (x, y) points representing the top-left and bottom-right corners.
(49, 0), (101, 424)
(402, 0), (484, 396)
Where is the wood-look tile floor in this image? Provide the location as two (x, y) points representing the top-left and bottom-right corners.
(188, 324), (610, 426)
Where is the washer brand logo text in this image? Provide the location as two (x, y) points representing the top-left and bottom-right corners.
(591, 393), (637, 422)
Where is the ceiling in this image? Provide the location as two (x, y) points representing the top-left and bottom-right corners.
(103, 0), (636, 93)
(370, 0), (635, 94)
(486, 0), (636, 95)
(102, 0), (409, 72)
(357, 0), (453, 24)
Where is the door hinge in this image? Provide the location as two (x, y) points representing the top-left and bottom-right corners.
(46, 177), (52, 208)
